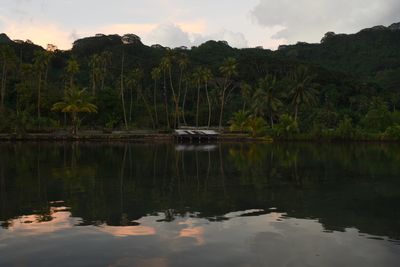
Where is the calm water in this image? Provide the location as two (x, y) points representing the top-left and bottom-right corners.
(0, 142), (400, 267)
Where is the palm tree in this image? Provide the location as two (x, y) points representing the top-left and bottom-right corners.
(88, 54), (103, 96)
(193, 67), (203, 128)
(181, 72), (191, 126)
(159, 59), (170, 128)
(33, 50), (52, 122)
(51, 87), (97, 135)
(218, 57), (238, 129)
(128, 68), (155, 129)
(252, 75), (283, 128)
(201, 67), (213, 127)
(151, 67), (161, 127)
(126, 68), (142, 123)
(120, 51), (128, 130)
(177, 53), (189, 125)
(66, 58), (79, 88)
(161, 50), (179, 127)
(240, 82), (253, 112)
(289, 66), (318, 123)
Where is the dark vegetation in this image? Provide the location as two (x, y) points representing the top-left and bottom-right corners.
(0, 23), (400, 140)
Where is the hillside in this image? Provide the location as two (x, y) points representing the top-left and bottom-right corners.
(0, 22), (399, 137)
(276, 22), (400, 91)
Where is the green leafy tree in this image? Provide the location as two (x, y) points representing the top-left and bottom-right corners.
(361, 97), (392, 133)
(229, 110), (250, 132)
(51, 87), (97, 135)
(274, 114), (299, 138)
(289, 66), (318, 123)
(252, 75), (283, 128)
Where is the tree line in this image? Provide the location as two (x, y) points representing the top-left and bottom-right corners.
(0, 31), (400, 139)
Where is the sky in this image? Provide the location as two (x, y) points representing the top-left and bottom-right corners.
(0, 0), (399, 50)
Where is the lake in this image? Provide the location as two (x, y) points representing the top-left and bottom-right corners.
(0, 142), (399, 267)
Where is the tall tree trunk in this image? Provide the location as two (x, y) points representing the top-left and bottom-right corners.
(169, 67), (178, 128)
(219, 78), (229, 129)
(196, 81), (200, 128)
(163, 69), (170, 128)
(153, 80), (159, 128)
(72, 112), (78, 135)
(219, 92), (225, 129)
(91, 69), (96, 96)
(129, 87), (133, 123)
(139, 88), (155, 129)
(294, 103), (299, 122)
(177, 68), (183, 127)
(37, 73), (42, 126)
(182, 80), (188, 126)
(205, 81), (211, 127)
(120, 52), (128, 130)
(270, 112), (274, 128)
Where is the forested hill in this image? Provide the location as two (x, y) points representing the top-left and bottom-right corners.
(276, 22), (400, 90)
(0, 22), (399, 138)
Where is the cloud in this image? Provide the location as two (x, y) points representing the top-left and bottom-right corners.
(142, 23), (249, 48)
(250, 0), (400, 43)
(144, 23), (193, 47)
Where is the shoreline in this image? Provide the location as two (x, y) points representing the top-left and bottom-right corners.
(0, 132), (398, 143)
(0, 132), (270, 143)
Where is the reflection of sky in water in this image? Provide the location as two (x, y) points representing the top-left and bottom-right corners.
(1, 207), (399, 267)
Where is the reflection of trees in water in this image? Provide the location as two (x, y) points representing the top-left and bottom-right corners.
(0, 142), (400, 239)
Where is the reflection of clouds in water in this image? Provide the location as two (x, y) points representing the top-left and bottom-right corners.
(179, 227), (204, 245)
(0, 207), (81, 238)
(1, 209), (399, 267)
(98, 225), (156, 237)
(178, 218), (205, 245)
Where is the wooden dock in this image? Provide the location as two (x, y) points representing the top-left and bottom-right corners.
(174, 129), (220, 143)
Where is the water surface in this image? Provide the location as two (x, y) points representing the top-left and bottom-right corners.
(0, 142), (399, 266)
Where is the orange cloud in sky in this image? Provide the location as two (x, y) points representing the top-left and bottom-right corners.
(0, 16), (74, 49)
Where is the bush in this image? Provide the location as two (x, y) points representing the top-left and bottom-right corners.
(229, 110), (251, 132)
(273, 114), (299, 138)
(384, 124), (400, 140)
(247, 117), (269, 137)
(335, 116), (357, 139)
(228, 111), (269, 137)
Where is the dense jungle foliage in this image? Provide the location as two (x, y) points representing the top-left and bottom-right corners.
(0, 22), (399, 140)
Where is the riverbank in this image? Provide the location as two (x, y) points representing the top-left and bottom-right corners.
(0, 131), (273, 142)
(1, 131), (398, 143)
